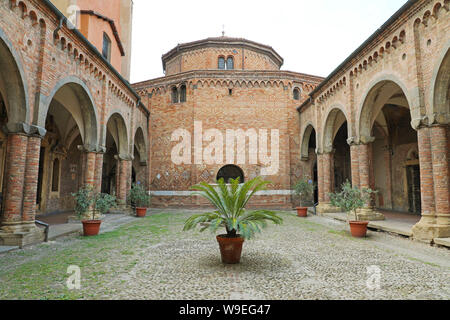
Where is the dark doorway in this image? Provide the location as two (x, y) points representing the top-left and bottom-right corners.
(333, 123), (351, 191)
(313, 161), (318, 204)
(217, 165), (244, 183)
(36, 147), (45, 205)
(406, 165), (421, 214)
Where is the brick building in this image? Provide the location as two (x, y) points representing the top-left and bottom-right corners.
(0, 0), (149, 247)
(132, 37), (323, 208)
(297, 0), (449, 242)
(0, 0), (448, 247)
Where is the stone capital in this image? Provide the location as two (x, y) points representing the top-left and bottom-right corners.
(3, 122), (31, 136)
(347, 137), (360, 146)
(77, 144), (97, 153)
(411, 114), (449, 131)
(114, 154), (134, 161)
(359, 135), (375, 145)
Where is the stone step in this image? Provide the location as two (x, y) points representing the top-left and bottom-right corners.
(434, 238), (450, 248)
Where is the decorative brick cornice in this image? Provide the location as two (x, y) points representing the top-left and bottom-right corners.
(133, 70), (324, 94)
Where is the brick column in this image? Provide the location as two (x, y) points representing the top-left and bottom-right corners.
(0, 128), (45, 247)
(0, 134), (28, 231)
(413, 125), (450, 240)
(94, 152), (104, 194)
(22, 135), (42, 223)
(349, 142), (360, 188)
(430, 125), (450, 221)
(115, 156), (132, 206)
(357, 138), (385, 221)
(317, 153), (324, 203)
(316, 150), (337, 214)
(323, 152), (333, 203)
(84, 152), (96, 188)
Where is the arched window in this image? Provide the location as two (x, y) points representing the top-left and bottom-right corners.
(217, 165), (245, 184)
(226, 56), (234, 70)
(218, 57), (225, 70)
(171, 86), (179, 103)
(180, 85), (187, 103)
(293, 88), (300, 100)
(51, 158), (60, 192)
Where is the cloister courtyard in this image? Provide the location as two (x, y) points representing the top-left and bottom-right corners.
(1, 209), (448, 300)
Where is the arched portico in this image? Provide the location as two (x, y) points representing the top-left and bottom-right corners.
(35, 79), (100, 215)
(412, 46), (450, 241)
(356, 79), (418, 221)
(104, 112), (131, 206)
(132, 126), (148, 187)
(316, 107), (351, 214)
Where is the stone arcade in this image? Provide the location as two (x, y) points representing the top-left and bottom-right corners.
(0, 0), (448, 247)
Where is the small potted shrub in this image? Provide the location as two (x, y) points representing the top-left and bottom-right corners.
(72, 186), (98, 236)
(129, 183), (151, 217)
(72, 187), (117, 236)
(330, 180), (376, 238)
(293, 178), (315, 217)
(183, 177), (283, 264)
(96, 193), (117, 216)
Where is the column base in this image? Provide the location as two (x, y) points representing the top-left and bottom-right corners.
(412, 217), (450, 241)
(353, 208), (385, 221)
(316, 203), (343, 214)
(0, 222), (45, 248)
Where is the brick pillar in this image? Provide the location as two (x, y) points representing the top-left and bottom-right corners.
(323, 152), (332, 203)
(349, 143), (360, 188)
(430, 125), (450, 221)
(116, 158), (131, 206)
(0, 131), (45, 247)
(0, 134), (28, 231)
(316, 151), (337, 214)
(94, 153), (104, 194)
(413, 125), (450, 240)
(317, 153), (324, 203)
(22, 136), (42, 223)
(417, 127), (435, 216)
(84, 152), (96, 188)
(357, 140), (385, 221)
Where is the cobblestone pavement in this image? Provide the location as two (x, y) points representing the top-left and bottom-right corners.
(0, 209), (448, 300)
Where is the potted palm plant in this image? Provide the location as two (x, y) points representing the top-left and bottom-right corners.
(330, 181), (376, 238)
(72, 187), (117, 236)
(129, 182), (151, 217)
(293, 178), (315, 217)
(183, 177), (283, 264)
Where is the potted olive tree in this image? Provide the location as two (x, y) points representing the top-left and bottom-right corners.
(293, 178), (315, 217)
(183, 177), (283, 264)
(330, 181), (376, 238)
(72, 186), (117, 236)
(129, 183), (151, 217)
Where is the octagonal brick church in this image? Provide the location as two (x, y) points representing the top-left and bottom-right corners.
(133, 37), (324, 207)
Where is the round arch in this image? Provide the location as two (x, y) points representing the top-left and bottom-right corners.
(133, 126), (148, 163)
(0, 27), (29, 128)
(300, 123), (316, 160)
(358, 75), (414, 139)
(322, 106), (350, 152)
(105, 112), (129, 157)
(39, 76), (99, 149)
(217, 165), (245, 183)
(430, 44), (450, 123)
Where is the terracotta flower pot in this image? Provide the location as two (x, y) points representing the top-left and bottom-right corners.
(82, 220), (102, 236)
(136, 207), (147, 217)
(296, 207), (308, 217)
(216, 235), (245, 264)
(349, 221), (369, 238)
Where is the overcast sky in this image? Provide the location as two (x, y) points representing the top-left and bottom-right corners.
(130, 0), (408, 84)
